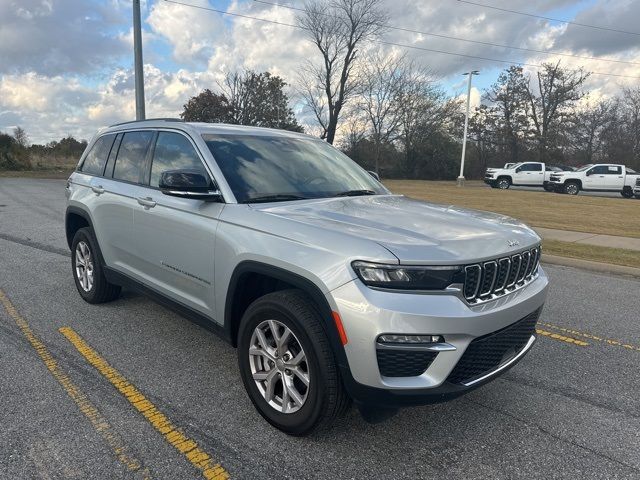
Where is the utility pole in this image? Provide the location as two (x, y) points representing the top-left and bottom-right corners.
(133, 0), (146, 120)
(457, 70), (479, 187)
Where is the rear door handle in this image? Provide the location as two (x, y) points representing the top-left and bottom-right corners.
(91, 185), (105, 195)
(137, 196), (157, 209)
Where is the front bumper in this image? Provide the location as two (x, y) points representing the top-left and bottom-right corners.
(329, 268), (548, 406)
(484, 177), (496, 185)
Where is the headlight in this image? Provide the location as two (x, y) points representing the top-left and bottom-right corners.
(352, 261), (464, 290)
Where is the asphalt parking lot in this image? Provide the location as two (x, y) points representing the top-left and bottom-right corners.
(1, 178), (639, 479)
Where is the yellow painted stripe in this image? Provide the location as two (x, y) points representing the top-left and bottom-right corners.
(536, 328), (589, 347)
(59, 326), (229, 480)
(540, 322), (640, 352)
(0, 290), (150, 479)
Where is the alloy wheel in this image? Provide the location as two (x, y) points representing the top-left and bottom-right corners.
(75, 241), (94, 292)
(248, 319), (310, 414)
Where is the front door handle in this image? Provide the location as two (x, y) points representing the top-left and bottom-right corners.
(91, 185), (105, 195)
(137, 197), (157, 209)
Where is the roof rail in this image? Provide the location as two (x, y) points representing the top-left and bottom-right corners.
(109, 117), (184, 127)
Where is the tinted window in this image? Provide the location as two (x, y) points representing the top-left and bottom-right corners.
(113, 131), (154, 183)
(203, 134), (387, 203)
(104, 133), (123, 178)
(590, 165), (620, 175)
(150, 132), (209, 187)
(520, 163), (542, 172)
(80, 134), (115, 176)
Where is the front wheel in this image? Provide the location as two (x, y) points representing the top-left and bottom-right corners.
(543, 183), (555, 192)
(621, 188), (634, 199)
(237, 290), (349, 435)
(564, 182), (580, 195)
(496, 178), (511, 189)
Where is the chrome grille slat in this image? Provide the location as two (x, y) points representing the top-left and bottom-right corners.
(518, 251), (530, 284)
(463, 247), (540, 304)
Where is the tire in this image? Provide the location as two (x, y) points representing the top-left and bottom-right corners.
(563, 182), (580, 195)
(621, 188), (634, 199)
(496, 178), (511, 190)
(71, 227), (121, 304)
(635, 195), (640, 199)
(237, 289), (349, 435)
(543, 184), (554, 192)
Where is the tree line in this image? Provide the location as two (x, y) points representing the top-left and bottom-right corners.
(0, 127), (87, 170)
(182, 0), (640, 179)
(4, 0), (638, 179)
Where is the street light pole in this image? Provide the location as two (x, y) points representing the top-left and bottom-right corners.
(457, 70), (479, 187)
(133, 0), (146, 121)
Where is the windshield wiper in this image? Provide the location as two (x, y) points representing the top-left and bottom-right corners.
(333, 189), (377, 197)
(244, 194), (309, 203)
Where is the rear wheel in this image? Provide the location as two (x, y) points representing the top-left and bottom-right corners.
(564, 182), (580, 195)
(237, 290), (349, 435)
(496, 178), (511, 190)
(71, 227), (121, 303)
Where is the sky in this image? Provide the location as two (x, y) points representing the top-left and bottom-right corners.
(0, 0), (639, 144)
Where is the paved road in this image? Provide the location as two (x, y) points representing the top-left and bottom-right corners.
(1, 178), (639, 479)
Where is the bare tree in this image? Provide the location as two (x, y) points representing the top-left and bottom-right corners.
(356, 51), (407, 174)
(298, 0), (387, 144)
(568, 100), (615, 164)
(523, 62), (590, 162)
(13, 126), (29, 148)
(485, 66), (531, 164)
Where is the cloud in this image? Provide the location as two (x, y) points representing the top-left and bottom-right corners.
(147, 0), (228, 65)
(0, 0), (129, 76)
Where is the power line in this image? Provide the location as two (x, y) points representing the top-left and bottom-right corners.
(456, 0), (640, 36)
(162, 0), (640, 80)
(252, 0), (640, 66)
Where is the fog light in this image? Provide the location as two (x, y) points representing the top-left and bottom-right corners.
(377, 334), (444, 344)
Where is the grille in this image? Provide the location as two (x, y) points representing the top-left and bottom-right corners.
(550, 174), (562, 182)
(446, 309), (540, 385)
(636, 177), (640, 187)
(377, 349), (438, 377)
(464, 246), (540, 304)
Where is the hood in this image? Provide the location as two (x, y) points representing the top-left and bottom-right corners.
(254, 195), (540, 264)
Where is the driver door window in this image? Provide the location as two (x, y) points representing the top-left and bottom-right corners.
(150, 132), (210, 187)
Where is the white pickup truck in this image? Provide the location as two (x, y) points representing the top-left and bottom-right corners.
(484, 162), (565, 191)
(548, 164), (640, 197)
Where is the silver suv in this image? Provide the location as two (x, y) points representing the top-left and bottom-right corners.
(65, 119), (548, 435)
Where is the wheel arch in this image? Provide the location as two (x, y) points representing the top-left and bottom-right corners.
(224, 261), (347, 366)
(565, 178), (582, 189)
(65, 206), (93, 250)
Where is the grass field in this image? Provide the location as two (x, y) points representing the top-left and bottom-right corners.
(543, 240), (640, 269)
(386, 180), (640, 239)
(0, 169), (74, 179)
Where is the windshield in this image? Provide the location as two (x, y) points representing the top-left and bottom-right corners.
(575, 164), (593, 172)
(203, 134), (388, 202)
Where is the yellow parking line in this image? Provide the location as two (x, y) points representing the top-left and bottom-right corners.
(540, 322), (640, 352)
(536, 328), (589, 346)
(59, 327), (229, 480)
(0, 290), (151, 479)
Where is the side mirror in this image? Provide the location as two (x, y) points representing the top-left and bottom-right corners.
(585, 170), (592, 176)
(515, 167), (522, 173)
(159, 169), (222, 201)
(367, 170), (381, 181)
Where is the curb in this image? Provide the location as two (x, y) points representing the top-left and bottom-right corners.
(541, 254), (640, 279)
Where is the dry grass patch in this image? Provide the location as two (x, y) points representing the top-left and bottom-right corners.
(0, 169), (74, 179)
(542, 240), (640, 269)
(386, 180), (640, 239)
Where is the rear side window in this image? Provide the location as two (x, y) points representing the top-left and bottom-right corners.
(80, 134), (115, 176)
(150, 132), (209, 187)
(113, 131), (154, 183)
